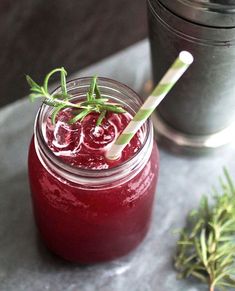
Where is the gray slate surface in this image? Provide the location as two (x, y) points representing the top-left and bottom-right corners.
(0, 40), (235, 291)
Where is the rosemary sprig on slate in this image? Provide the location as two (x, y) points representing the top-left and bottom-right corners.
(26, 67), (126, 125)
(175, 168), (235, 291)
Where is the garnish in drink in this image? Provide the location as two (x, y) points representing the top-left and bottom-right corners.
(26, 67), (126, 126)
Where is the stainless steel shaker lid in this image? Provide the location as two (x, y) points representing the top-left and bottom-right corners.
(159, 0), (235, 27)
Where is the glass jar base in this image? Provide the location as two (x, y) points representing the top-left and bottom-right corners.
(38, 226), (150, 264)
(152, 112), (235, 155)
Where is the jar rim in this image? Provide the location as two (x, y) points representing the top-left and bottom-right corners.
(35, 77), (153, 186)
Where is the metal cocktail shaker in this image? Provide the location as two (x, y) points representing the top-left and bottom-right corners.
(147, 0), (235, 152)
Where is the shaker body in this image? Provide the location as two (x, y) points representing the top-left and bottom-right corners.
(148, 0), (235, 135)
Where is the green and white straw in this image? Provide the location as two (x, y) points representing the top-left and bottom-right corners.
(106, 51), (194, 160)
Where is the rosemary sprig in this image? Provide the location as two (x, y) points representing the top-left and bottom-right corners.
(26, 67), (126, 125)
(175, 168), (235, 291)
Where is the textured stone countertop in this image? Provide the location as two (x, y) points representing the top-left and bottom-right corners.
(0, 40), (235, 291)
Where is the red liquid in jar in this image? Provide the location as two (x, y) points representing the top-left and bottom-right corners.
(28, 108), (159, 263)
(45, 109), (144, 169)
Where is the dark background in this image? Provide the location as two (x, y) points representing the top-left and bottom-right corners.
(0, 0), (147, 107)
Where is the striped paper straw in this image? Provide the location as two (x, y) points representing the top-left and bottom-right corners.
(106, 51), (194, 160)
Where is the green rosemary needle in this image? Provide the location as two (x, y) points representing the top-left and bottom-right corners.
(175, 168), (235, 291)
(26, 67), (126, 125)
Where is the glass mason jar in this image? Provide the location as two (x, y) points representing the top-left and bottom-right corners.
(28, 77), (159, 263)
